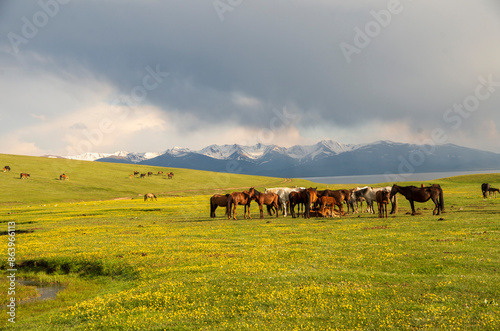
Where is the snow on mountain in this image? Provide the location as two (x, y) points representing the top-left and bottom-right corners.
(65, 151), (163, 162)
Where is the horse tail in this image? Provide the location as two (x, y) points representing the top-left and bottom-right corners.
(439, 187), (444, 212)
(391, 193), (398, 214)
(209, 197), (215, 218)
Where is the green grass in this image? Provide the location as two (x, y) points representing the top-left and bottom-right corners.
(0, 154), (499, 330)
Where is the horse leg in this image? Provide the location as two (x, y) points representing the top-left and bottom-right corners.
(432, 198), (439, 215)
(410, 200), (416, 216)
(259, 204), (264, 219)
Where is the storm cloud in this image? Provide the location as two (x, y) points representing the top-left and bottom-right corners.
(1, 0), (499, 156)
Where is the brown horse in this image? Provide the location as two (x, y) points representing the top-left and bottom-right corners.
(390, 184), (444, 216)
(481, 183), (490, 199)
(3, 166), (10, 172)
(488, 187), (499, 198)
(376, 190), (390, 218)
(210, 194), (231, 218)
(158, 171), (164, 175)
(248, 187), (280, 219)
(140, 174), (146, 178)
(167, 172), (174, 179)
(317, 189), (350, 214)
(144, 193), (157, 201)
(59, 174), (69, 180)
(289, 189), (312, 218)
(134, 171), (139, 176)
(227, 191), (252, 220)
(20, 173), (30, 179)
(317, 196), (343, 217)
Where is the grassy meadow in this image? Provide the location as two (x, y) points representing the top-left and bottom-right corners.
(1, 154), (499, 330)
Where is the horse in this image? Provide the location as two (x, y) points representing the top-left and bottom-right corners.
(167, 172), (174, 179)
(147, 172), (153, 177)
(264, 187), (305, 217)
(140, 174), (146, 178)
(158, 171), (163, 175)
(376, 189), (391, 218)
(59, 174), (69, 180)
(144, 193), (157, 201)
(210, 194), (231, 218)
(348, 186), (368, 213)
(488, 187), (499, 198)
(317, 196), (343, 217)
(20, 173), (30, 179)
(356, 187), (398, 214)
(3, 166), (10, 172)
(134, 171), (139, 176)
(248, 187), (280, 219)
(227, 191), (252, 220)
(482, 183), (491, 199)
(317, 189), (350, 214)
(390, 184), (444, 216)
(289, 189), (312, 219)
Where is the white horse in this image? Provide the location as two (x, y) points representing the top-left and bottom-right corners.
(358, 186), (397, 214)
(264, 187), (305, 217)
(348, 186), (368, 213)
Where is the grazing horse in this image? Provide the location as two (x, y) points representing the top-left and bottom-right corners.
(210, 194), (231, 218)
(488, 187), (500, 198)
(289, 189), (312, 219)
(248, 187), (280, 219)
(482, 183), (491, 199)
(167, 172), (174, 179)
(144, 193), (157, 201)
(357, 187), (398, 214)
(140, 174), (146, 178)
(134, 171), (139, 176)
(264, 187), (305, 217)
(3, 166), (10, 172)
(317, 189), (350, 214)
(20, 173), (30, 179)
(390, 184), (444, 216)
(227, 191), (252, 220)
(147, 172), (153, 177)
(59, 174), (69, 180)
(376, 189), (391, 218)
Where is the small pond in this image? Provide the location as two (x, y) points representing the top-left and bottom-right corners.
(18, 280), (65, 304)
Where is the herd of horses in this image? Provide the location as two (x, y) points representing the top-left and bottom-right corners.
(481, 183), (500, 198)
(132, 171), (174, 179)
(210, 183), (446, 220)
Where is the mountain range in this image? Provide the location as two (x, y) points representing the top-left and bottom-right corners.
(61, 140), (500, 178)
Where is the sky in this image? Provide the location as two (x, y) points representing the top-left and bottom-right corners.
(1, 0), (500, 156)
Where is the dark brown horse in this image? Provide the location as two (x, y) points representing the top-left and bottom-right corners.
(167, 172), (174, 179)
(488, 187), (499, 198)
(248, 187), (280, 219)
(3, 166), (10, 172)
(317, 189), (350, 214)
(210, 194), (231, 218)
(482, 183), (491, 199)
(227, 191), (252, 220)
(390, 184), (444, 216)
(375, 190), (390, 218)
(134, 171), (139, 176)
(289, 189), (312, 219)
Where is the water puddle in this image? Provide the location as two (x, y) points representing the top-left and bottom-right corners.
(18, 280), (65, 304)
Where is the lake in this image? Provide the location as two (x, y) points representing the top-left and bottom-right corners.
(303, 169), (500, 185)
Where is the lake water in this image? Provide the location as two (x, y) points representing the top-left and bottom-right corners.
(303, 169), (500, 185)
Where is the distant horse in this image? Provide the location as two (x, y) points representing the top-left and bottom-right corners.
(158, 171), (164, 175)
(20, 173), (30, 179)
(289, 189), (312, 219)
(227, 191), (252, 220)
(357, 187), (397, 214)
(167, 172), (174, 179)
(59, 174), (69, 180)
(248, 187), (280, 219)
(482, 183), (491, 199)
(134, 171), (139, 176)
(140, 174), (146, 178)
(3, 166), (10, 172)
(147, 172), (153, 177)
(390, 184), (443, 216)
(144, 193), (157, 201)
(376, 189), (391, 218)
(488, 187), (499, 198)
(264, 187), (305, 217)
(210, 194), (231, 218)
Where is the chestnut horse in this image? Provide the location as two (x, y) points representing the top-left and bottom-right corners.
(289, 189), (312, 219)
(390, 184), (444, 216)
(210, 194), (231, 218)
(20, 173), (30, 179)
(59, 174), (69, 180)
(317, 196), (342, 217)
(317, 189), (350, 214)
(248, 187), (280, 219)
(227, 191), (252, 220)
(375, 190), (390, 218)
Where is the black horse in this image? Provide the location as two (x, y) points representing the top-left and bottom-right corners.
(390, 184), (444, 216)
(481, 183), (490, 199)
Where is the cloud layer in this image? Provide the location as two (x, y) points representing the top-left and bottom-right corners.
(1, 0), (499, 156)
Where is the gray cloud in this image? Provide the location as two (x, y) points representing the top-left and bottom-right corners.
(1, 0), (499, 155)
